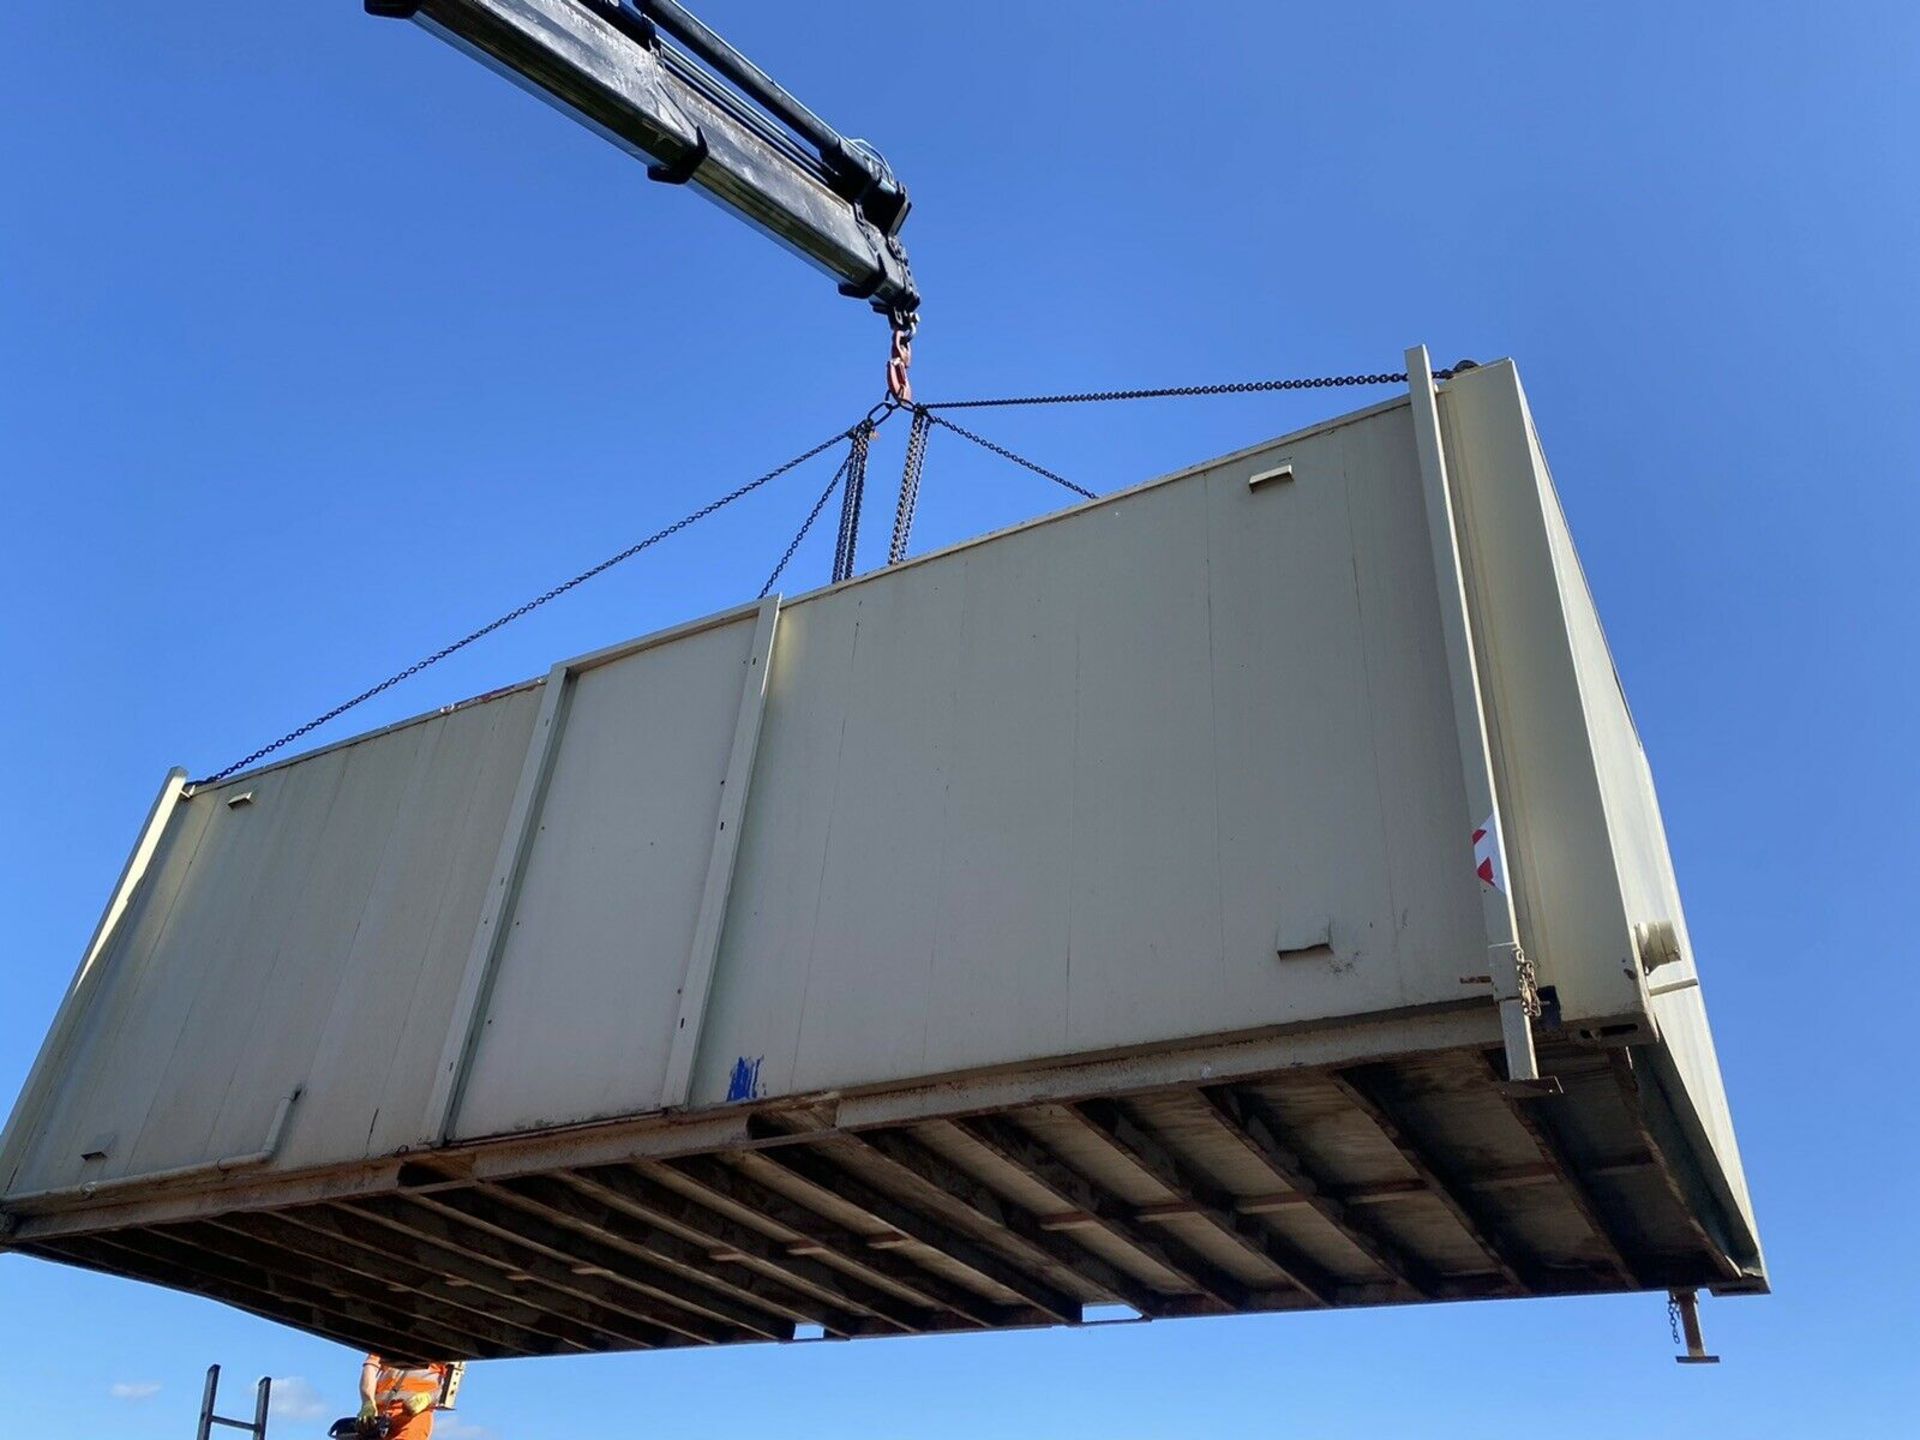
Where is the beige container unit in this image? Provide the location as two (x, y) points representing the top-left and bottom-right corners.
(0, 352), (1764, 1359)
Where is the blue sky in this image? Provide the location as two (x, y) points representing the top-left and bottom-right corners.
(2, 2), (1915, 1435)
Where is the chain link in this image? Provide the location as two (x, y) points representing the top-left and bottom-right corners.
(889, 408), (932, 565)
(194, 420), (865, 787)
(833, 423), (874, 582)
(1515, 951), (1543, 1020)
(923, 366), (1468, 412)
(1668, 1293), (1683, 1347)
(761, 448), (855, 599)
(924, 410), (1094, 499)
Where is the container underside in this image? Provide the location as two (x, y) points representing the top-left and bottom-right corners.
(11, 1038), (1757, 1359)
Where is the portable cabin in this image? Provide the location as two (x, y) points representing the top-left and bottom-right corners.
(0, 354), (1765, 1358)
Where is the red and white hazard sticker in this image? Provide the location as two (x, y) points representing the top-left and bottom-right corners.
(1472, 811), (1506, 892)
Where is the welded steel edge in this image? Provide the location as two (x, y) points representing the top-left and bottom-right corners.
(374, 0), (917, 314)
(0, 1008), (1495, 1241)
(0, 769), (189, 1190)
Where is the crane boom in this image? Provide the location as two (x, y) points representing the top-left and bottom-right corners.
(368, 0), (920, 326)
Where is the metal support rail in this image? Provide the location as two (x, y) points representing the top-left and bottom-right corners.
(5, 1091), (301, 1214)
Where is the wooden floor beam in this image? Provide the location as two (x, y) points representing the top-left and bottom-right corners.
(1477, 1055), (1642, 1287)
(1330, 1066), (1540, 1294)
(565, 1165), (932, 1333)
(849, 1127), (1172, 1317)
(748, 1140), (1082, 1323)
(70, 1228), (495, 1359)
(470, 1179), (810, 1338)
(394, 1191), (739, 1343)
(1199, 1086), (1442, 1298)
(230, 1208), (616, 1354)
(656, 1155), (1008, 1328)
(957, 1114), (1248, 1309)
(42, 1237), (395, 1355)
(1067, 1099), (1340, 1307)
(344, 1196), (695, 1346)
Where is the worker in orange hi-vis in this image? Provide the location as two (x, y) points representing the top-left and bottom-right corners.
(357, 1355), (449, 1439)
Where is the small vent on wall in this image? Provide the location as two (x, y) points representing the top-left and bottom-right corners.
(1248, 462), (1294, 491)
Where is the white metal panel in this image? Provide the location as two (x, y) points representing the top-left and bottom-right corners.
(1442, 362), (1755, 1246)
(181, 721), (435, 1174)
(689, 399), (1488, 1107)
(450, 612), (761, 1139)
(59, 744), (354, 1186)
(1057, 480), (1231, 1053)
(5, 696), (541, 1194)
(0, 770), (187, 1190)
(293, 692), (545, 1163)
(1439, 363), (1648, 1026)
(6, 786), (219, 1194)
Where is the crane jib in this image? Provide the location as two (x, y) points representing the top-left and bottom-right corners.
(366, 0), (919, 322)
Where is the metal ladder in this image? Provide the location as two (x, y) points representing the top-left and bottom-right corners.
(195, 1365), (270, 1440)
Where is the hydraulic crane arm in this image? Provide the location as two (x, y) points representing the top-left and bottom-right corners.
(368, 0), (920, 330)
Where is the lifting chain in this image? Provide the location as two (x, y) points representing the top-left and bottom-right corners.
(924, 410), (1094, 499)
(194, 419), (863, 787)
(923, 362), (1477, 412)
(832, 421), (874, 582)
(886, 308), (918, 404)
(761, 449), (854, 599)
(889, 407), (931, 565)
(1515, 950), (1543, 1020)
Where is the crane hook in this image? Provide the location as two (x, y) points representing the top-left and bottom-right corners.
(886, 309), (918, 404)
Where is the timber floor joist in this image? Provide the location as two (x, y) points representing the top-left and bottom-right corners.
(14, 1045), (1742, 1358)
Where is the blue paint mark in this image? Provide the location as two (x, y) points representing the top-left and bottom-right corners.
(726, 1055), (764, 1103)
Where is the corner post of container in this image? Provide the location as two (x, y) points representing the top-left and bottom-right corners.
(1404, 346), (1541, 1087)
(0, 766), (190, 1191)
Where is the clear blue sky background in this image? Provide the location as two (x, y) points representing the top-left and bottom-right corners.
(2, 3), (1915, 1435)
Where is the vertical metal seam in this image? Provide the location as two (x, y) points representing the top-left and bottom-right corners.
(661, 596), (783, 1106)
(424, 666), (575, 1143)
